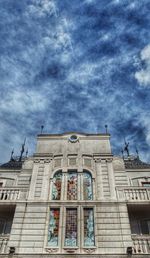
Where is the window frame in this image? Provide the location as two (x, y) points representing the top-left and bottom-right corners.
(45, 205), (97, 252)
(63, 206), (79, 249)
(50, 169), (94, 201)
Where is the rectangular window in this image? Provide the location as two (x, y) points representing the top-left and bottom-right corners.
(48, 208), (60, 246)
(67, 172), (78, 200)
(140, 220), (150, 234)
(0, 219), (5, 234)
(65, 208), (77, 246)
(142, 182), (150, 188)
(84, 208), (95, 246)
(0, 219), (12, 235)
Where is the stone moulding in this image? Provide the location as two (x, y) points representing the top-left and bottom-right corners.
(63, 247), (78, 253)
(45, 248), (59, 253)
(83, 247), (96, 254)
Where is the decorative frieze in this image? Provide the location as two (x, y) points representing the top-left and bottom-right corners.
(34, 158), (52, 164)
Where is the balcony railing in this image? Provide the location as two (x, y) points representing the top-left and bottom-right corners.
(0, 235), (9, 254)
(132, 235), (150, 254)
(116, 187), (150, 201)
(0, 188), (27, 201)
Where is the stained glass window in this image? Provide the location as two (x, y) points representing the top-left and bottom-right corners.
(52, 172), (62, 200)
(84, 208), (95, 246)
(48, 208), (60, 246)
(67, 172), (78, 200)
(83, 172), (93, 200)
(65, 208), (77, 246)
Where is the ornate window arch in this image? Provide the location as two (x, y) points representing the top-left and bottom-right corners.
(51, 171), (62, 200)
(83, 170), (93, 200)
(67, 171), (78, 200)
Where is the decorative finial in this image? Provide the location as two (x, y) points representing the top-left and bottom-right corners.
(105, 124), (108, 134)
(41, 125), (44, 134)
(124, 138), (130, 157)
(19, 138), (26, 162)
(10, 149), (14, 161)
(26, 148), (28, 158)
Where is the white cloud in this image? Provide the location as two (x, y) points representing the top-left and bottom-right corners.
(135, 44), (150, 87)
(27, 0), (57, 17)
(0, 88), (47, 114)
(84, 0), (96, 3)
(68, 63), (99, 85)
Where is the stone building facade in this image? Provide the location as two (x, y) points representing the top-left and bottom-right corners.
(0, 132), (150, 258)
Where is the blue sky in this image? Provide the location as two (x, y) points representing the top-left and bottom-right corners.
(0, 0), (150, 162)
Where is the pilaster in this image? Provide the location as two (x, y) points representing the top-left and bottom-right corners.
(95, 159), (103, 200)
(107, 159), (116, 199)
(28, 160), (39, 200)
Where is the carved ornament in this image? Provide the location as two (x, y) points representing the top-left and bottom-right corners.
(83, 248), (96, 254)
(64, 248), (77, 253)
(46, 248), (58, 253)
(94, 158), (101, 163)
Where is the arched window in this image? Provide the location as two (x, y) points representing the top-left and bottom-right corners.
(67, 172), (78, 200)
(52, 172), (62, 200)
(83, 171), (93, 200)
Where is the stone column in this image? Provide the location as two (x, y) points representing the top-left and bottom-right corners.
(95, 159), (103, 200)
(107, 159), (116, 199)
(63, 171), (68, 201)
(78, 172), (82, 200)
(61, 172), (66, 201)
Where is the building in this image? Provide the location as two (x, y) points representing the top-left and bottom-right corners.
(0, 132), (150, 258)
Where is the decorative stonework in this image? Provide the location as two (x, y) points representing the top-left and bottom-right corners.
(83, 248), (96, 254)
(64, 248), (77, 253)
(68, 135), (79, 143)
(34, 159), (41, 163)
(106, 158), (113, 163)
(46, 248), (58, 253)
(94, 158), (101, 163)
(44, 158), (53, 163)
(34, 158), (52, 163)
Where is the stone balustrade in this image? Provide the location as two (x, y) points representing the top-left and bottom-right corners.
(0, 188), (27, 201)
(0, 235), (9, 254)
(116, 187), (150, 201)
(132, 235), (150, 254)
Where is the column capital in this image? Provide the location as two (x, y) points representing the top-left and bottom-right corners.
(44, 158), (53, 163)
(106, 158), (113, 163)
(94, 158), (101, 163)
(33, 159), (40, 163)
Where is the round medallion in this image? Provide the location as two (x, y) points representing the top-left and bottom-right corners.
(69, 135), (78, 143)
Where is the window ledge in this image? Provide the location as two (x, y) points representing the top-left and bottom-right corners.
(45, 247), (59, 253)
(63, 247), (78, 253)
(83, 247), (96, 254)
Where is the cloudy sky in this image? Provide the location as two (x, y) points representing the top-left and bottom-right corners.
(0, 0), (150, 163)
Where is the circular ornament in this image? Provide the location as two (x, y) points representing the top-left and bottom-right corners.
(69, 135), (78, 143)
